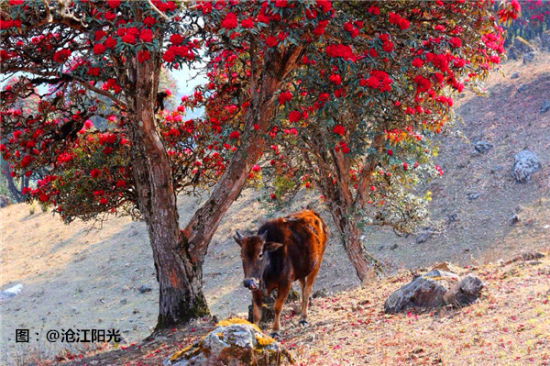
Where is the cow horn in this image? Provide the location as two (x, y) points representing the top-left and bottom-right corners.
(234, 230), (243, 245)
(258, 231), (267, 242)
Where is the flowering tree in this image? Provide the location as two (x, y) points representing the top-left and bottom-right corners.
(187, 1), (516, 281)
(1, 0), (518, 328)
(0, 0), (335, 328)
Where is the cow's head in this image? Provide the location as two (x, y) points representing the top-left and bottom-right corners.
(234, 230), (283, 291)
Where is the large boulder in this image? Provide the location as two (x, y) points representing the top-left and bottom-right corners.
(165, 318), (294, 366)
(512, 149), (541, 183)
(384, 269), (483, 314)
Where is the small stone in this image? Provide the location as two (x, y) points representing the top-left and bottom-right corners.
(467, 192), (479, 200)
(120, 298), (128, 305)
(512, 149), (541, 183)
(509, 214), (520, 225)
(510, 72), (519, 79)
(522, 51), (535, 64)
(390, 243), (399, 250)
(517, 84), (528, 93)
(312, 289), (328, 298)
(416, 230), (433, 244)
(473, 140), (493, 154)
(138, 285), (152, 293)
(540, 99), (550, 114)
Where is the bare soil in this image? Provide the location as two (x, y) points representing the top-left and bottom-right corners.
(1, 54), (549, 365)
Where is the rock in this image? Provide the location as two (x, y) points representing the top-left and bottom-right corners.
(521, 251), (545, 261)
(384, 269), (483, 314)
(540, 99), (550, 114)
(120, 298), (128, 305)
(165, 318), (294, 366)
(415, 229), (433, 244)
(473, 140), (493, 154)
(384, 276), (447, 314)
(510, 72), (520, 79)
(138, 285), (152, 293)
(0, 283), (23, 300)
(0, 195), (9, 208)
(509, 214), (520, 225)
(444, 275), (484, 307)
(517, 84), (528, 93)
(512, 149), (541, 183)
(522, 51), (535, 64)
(467, 192), (479, 200)
(312, 288), (328, 298)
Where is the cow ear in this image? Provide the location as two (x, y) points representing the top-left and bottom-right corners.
(233, 231), (243, 246)
(264, 241), (283, 252)
(258, 231), (267, 242)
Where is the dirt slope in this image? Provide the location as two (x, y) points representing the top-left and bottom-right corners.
(1, 54), (549, 365)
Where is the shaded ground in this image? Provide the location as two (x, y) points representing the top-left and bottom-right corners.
(1, 54), (549, 365)
(59, 249), (550, 365)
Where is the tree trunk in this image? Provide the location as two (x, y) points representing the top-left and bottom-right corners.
(129, 58), (208, 329)
(1, 158), (22, 202)
(327, 203), (377, 283)
(183, 46), (303, 268)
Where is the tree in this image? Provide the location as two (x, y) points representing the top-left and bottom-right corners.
(185, 1), (516, 281)
(0, 0), (330, 328)
(0, 0), (518, 329)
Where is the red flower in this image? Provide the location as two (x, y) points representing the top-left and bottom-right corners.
(332, 125), (345, 135)
(107, 0), (120, 8)
(449, 37), (462, 48)
(288, 110), (301, 122)
(387, 149), (393, 156)
(20, 155), (33, 167)
(137, 49), (150, 63)
(229, 130), (240, 140)
(170, 33), (183, 45)
(90, 169), (101, 178)
(143, 16), (156, 27)
(411, 58), (423, 68)
(241, 18), (254, 28)
(316, 0), (331, 13)
(93, 43), (106, 55)
(265, 36), (278, 47)
(326, 44), (355, 61)
(104, 36), (117, 48)
(139, 28), (153, 43)
(270, 193), (277, 200)
(99, 197), (108, 204)
(251, 165), (261, 172)
(121, 34), (135, 44)
(278, 91), (292, 105)
(403, 162), (408, 171)
(382, 40), (394, 52)
(329, 73), (342, 85)
(221, 12), (238, 29)
(116, 180), (126, 188)
(53, 49), (71, 63)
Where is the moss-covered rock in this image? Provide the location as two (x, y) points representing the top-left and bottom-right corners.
(165, 318), (294, 366)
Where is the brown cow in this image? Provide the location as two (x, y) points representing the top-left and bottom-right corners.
(234, 209), (328, 336)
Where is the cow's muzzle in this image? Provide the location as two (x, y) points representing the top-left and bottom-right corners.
(243, 278), (259, 290)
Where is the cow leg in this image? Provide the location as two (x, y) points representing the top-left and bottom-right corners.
(272, 282), (291, 336)
(300, 268), (319, 325)
(252, 290), (263, 325)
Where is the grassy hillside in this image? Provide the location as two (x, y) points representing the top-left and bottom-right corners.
(1, 54), (549, 365)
